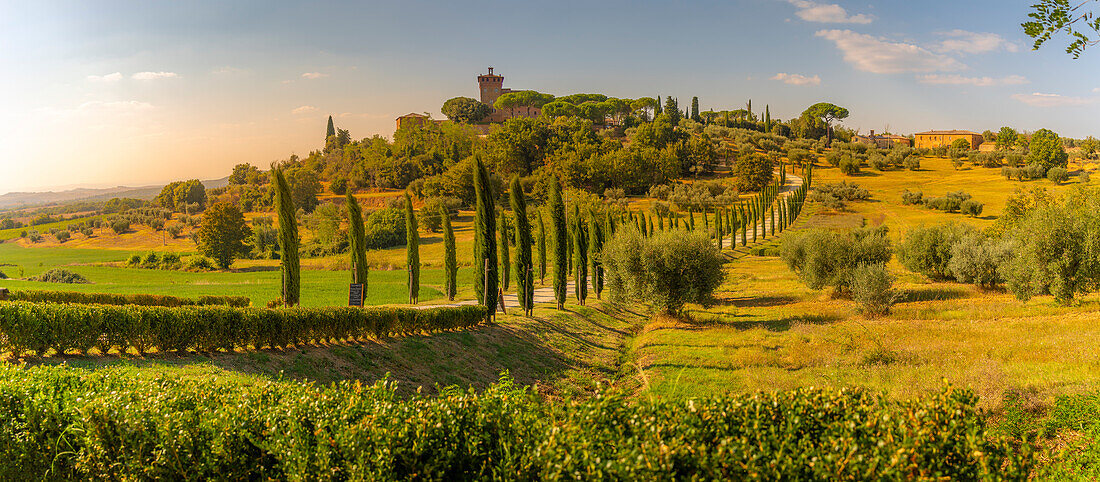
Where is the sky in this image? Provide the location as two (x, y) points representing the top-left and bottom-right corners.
(0, 0), (1098, 195)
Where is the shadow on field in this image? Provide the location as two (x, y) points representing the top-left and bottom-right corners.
(725, 295), (799, 308)
(898, 286), (970, 303)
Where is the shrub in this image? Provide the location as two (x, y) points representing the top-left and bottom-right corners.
(186, 256), (214, 272)
(330, 176), (348, 195)
(868, 153), (889, 171)
(1081, 171), (1091, 183)
(1025, 164), (1046, 180)
(838, 156), (861, 176)
(28, 268), (89, 284)
(167, 224), (183, 238)
(813, 182), (870, 202)
(733, 153), (774, 192)
(897, 223), (975, 280)
(54, 230), (70, 243)
(901, 189), (923, 206)
(142, 252), (160, 266)
(947, 235), (1012, 289)
(781, 227), (892, 296)
(110, 219), (130, 234)
(603, 229), (724, 314)
(1047, 167), (1069, 184)
(418, 196), (462, 232)
(126, 254), (141, 266)
(903, 155), (921, 171)
(364, 207), (407, 249)
(851, 263), (896, 316)
(8, 290), (249, 308)
(961, 200), (984, 217)
(0, 302), (486, 357)
(0, 364), (1028, 480)
(925, 191), (972, 213)
(1004, 199), (1100, 304)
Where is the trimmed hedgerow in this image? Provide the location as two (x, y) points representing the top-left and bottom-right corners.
(7, 289), (250, 308)
(0, 302), (486, 356)
(0, 365), (1031, 480)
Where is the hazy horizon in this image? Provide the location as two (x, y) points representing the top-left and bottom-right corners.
(2, 0), (1098, 196)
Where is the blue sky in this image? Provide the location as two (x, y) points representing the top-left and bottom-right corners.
(0, 0), (1097, 194)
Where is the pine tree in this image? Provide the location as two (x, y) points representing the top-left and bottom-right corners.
(404, 192), (420, 304)
(549, 178), (567, 310)
(442, 204), (456, 301)
(273, 168), (300, 306)
(665, 96), (681, 124)
(536, 210), (547, 284)
(346, 192), (369, 295)
(691, 96), (700, 121)
(326, 115), (335, 140)
(473, 157), (498, 318)
(589, 209), (604, 299)
(574, 206), (588, 305)
(510, 176), (533, 316)
(498, 211), (510, 291)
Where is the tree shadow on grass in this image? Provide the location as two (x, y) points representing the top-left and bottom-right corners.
(897, 286), (970, 303)
(723, 295), (800, 308)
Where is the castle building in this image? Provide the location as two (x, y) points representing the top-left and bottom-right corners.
(853, 130), (912, 149)
(478, 68), (541, 123)
(914, 130), (983, 150)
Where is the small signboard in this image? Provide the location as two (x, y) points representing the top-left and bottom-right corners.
(348, 283), (364, 307)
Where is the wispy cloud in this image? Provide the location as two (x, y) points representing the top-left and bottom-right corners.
(87, 72), (123, 82)
(1011, 92), (1098, 107)
(772, 73), (822, 86)
(301, 72), (329, 79)
(815, 30), (966, 74)
(291, 105), (317, 114)
(78, 100), (154, 112)
(787, 0), (872, 24)
(934, 30), (1018, 54)
(132, 71), (178, 80)
(917, 74), (1029, 87)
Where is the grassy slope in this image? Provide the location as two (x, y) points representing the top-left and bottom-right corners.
(632, 156), (1100, 412)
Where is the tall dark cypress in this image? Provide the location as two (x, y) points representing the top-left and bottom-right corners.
(655, 94), (662, 115)
(273, 168), (299, 306)
(740, 205), (748, 246)
(589, 209), (604, 300)
(691, 96), (700, 121)
(573, 206), (588, 305)
(346, 193), (369, 295)
(510, 176), (533, 316)
(549, 178), (567, 310)
(689, 210), (695, 230)
(442, 204), (456, 301)
(764, 105), (771, 133)
(647, 213), (654, 236)
(499, 211), (510, 291)
(536, 210), (547, 284)
(404, 192), (420, 304)
(771, 203), (776, 235)
(473, 157), (498, 318)
(326, 115), (335, 140)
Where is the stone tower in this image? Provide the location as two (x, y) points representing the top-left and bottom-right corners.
(478, 67), (506, 106)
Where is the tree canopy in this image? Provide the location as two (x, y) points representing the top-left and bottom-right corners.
(1023, 0), (1099, 58)
(441, 97), (491, 123)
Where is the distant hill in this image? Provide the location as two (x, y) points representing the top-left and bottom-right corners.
(0, 177), (230, 211)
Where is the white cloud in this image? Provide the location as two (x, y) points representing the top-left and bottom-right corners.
(1011, 92), (1098, 107)
(132, 71), (178, 80)
(87, 72), (123, 82)
(934, 30), (1018, 54)
(788, 0), (872, 24)
(772, 73), (822, 85)
(815, 29), (966, 74)
(1094, 87), (1100, 93)
(291, 105), (317, 114)
(917, 74), (1029, 87)
(301, 72), (329, 79)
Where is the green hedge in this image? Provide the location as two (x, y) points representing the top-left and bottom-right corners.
(0, 365), (1031, 480)
(0, 301), (486, 356)
(6, 289), (250, 307)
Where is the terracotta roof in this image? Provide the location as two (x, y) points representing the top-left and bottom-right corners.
(914, 130), (980, 136)
(397, 113), (429, 118)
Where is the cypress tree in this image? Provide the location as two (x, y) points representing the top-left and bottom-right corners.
(346, 192), (369, 295)
(326, 115), (335, 139)
(536, 210), (547, 284)
(655, 94), (662, 115)
(703, 206), (709, 230)
(589, 210), (604, 300)
(442, 204), (457, 301)
(404, 192), (420, 304)
(657, 211), (664, 231)
(715, 208), (723, 249)
(273, 168), (300, 307)
(647, 213), (654, 235)
(765, 105), (771, 133)
(473, 157), (498, 318)
(674, 214), (680, 229)
(510, 176), (533, 316)
(770, 204), (776, 235)
(752, 199), (758, 243)
(549, 178), (567, 310)
(740, 205), (747, 246)
(499, 211), (510, 291)
(691, 96), (700, 121)
(567, 212), (574, 272)
(640, 212), (648, 237)
(689, 209), (695, 230)
(573, 207), (588, 305)
(747, 99), (752, 120)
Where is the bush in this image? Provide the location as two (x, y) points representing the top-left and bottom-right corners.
(960, 200), (984, 217)
(838, 156), (861, 176)
(126, 254), (141, 266)
(1047, 167), (1069, 184)
(897, 223), (975, 280)
(868, 153), (889, 171)
(813, 182), (870, 202)
(110, 219), (130, 234)
(186, 256), (214, 272)
(947, 235), (1012, 289)
(781, 227), (892, 296)
(54, 230), (70, 243)
(418, 196), (462, 232)
(364, 208), (407, 249)
(603, 229), (724, 314)
(925, 191), (972, 213)
(8, 290), (249, 308)
(0, 364), (1028, 481)
(901, 189), (923, 205)
(167, 224), (183, 238)
(1025, 164), (1046, 180)
(0, 302), (486, 357)
(850, 263), (896, 316)
(903, 155), (921, 171)
(330, 176), (348, 195)
(28, 268), (89, 284)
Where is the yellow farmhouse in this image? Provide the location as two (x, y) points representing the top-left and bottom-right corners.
(914, 130), (983, 150)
